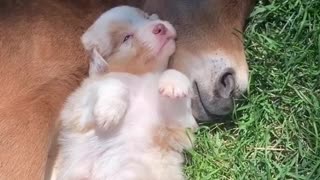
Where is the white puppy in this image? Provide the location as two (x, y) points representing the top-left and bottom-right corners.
(51, 6), (197, 180)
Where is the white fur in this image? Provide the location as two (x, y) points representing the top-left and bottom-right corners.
(81, 5), (176, 62)
(54, 71), (196, 180)
(49, 6), (197, 180)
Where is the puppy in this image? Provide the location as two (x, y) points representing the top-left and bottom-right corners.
(51, 6), (197, 180)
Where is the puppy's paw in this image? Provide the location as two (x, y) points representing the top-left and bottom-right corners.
(94, 79), (129, 130)
(94, 99), (128, 130)
(159, 69), (191, 99)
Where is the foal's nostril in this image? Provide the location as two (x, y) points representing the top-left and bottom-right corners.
(217, 71), (235, 98)
(152, 23), (167, 35)
(193, 79), (234, 119)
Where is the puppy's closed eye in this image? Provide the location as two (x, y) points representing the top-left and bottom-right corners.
(123, 34), (133, 43)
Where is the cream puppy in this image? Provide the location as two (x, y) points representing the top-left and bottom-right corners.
(52, 6), (197, 180)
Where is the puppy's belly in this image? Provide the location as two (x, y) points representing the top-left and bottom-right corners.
(54, 74), (185, 179)
(90, 78), (163, 178)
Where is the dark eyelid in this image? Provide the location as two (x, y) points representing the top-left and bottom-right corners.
(123, 34), (133, 43)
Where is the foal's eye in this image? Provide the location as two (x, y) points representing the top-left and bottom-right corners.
(123, 34), (133, 43)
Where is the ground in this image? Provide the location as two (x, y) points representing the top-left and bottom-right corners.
(185, 0), (320, 179)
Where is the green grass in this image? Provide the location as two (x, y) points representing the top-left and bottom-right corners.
(185, 0), (320, 179)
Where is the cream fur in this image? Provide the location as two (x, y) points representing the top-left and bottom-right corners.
(49, 6), (197, 180)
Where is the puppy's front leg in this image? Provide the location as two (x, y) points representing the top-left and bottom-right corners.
(93, 79), (129, 130)
(159, 69), (191, 99)
(158, 70), (198, 130)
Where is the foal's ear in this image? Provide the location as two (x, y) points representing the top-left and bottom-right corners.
(88, 48), (108, 77)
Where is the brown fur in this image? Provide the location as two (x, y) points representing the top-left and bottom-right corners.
(0, 0), (255, 179)
(143, 0), (255, 72)
(0, 1), (109, 179)
(143, 0), (256, 120)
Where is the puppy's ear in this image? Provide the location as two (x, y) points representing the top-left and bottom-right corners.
(81, 25), (112, 60)
(81, 26), (96, 53)
(89, 48), (108, 77)
(81, 26), (111, 77)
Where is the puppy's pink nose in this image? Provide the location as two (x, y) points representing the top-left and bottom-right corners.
(152, 23), (167, 35)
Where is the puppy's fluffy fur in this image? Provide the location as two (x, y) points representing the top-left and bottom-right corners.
(51, 6), (197, 180)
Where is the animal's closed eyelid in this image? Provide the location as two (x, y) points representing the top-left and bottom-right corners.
(123, 34), (133, 43)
